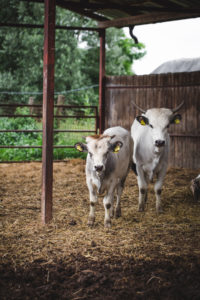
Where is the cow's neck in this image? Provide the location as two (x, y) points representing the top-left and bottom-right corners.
(93, 155), (115, 194)
(93, 171), (106, 195)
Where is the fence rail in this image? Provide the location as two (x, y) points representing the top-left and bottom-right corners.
(0, 103), (98, 161)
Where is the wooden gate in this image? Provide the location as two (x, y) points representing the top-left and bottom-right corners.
(105, 71), (200, 169)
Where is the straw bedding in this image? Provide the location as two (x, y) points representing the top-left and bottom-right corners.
(0, 159), (200, 299)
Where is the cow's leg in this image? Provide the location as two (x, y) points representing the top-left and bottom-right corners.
(103, 184), (116, 227)
(87, 181), (97, 226)
(115, 177), (126, 218)
(115, 184), (122, 218)
(137, 167), (148, 212)
(154, 166), (167, 213)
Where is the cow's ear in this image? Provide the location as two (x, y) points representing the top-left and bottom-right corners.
(170, 114), (182, 124)
(110, 141), (123, 153)
(136, 115), (149, 126)
(74, 142), (88, 152)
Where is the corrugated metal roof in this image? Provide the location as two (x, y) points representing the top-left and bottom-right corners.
(54, 0), (200, 26)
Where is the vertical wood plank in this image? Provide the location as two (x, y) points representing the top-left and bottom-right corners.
(41, 0), (55, 224)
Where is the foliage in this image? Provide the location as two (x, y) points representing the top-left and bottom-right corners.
(0, 108), (92, 161)
(0, 1), (146, 161)
(0, 0), (146, 107)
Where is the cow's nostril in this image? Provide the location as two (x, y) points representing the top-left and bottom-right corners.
(95, 165), (103, 172)
(155, 140), (165, 147)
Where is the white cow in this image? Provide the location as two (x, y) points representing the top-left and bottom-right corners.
(131, 101), (184, 212)
(75, 126), (133, 227)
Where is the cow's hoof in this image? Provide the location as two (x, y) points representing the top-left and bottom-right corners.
(115, 208), (121, 218)
(87, 217), (95, 227)
(138, 205), (145, 212)
(110, 208), (114, 218)
(104, 220), (111, 228)
(156, 207), (163, 214)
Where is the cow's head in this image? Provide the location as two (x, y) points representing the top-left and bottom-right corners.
(133, 101), (184, 153)
(75, 134), (123, 174)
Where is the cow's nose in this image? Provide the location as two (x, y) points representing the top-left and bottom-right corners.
(155, 140), (165, 147)
(95, 165), (103, 172)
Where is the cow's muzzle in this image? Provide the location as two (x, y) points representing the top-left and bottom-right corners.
(155, 140), (165, 147)
(95, 165), (103, 172)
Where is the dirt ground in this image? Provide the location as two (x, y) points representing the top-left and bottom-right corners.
(0, 159), (200, 300)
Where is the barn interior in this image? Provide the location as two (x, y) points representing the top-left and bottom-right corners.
(1, 1), (200, 299)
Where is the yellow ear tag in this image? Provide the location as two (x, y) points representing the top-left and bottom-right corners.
(76, 144), (83, 152)
(140, 119), (146, 125)
(113, 145), (120, 153)
(175, 118), (180, 124)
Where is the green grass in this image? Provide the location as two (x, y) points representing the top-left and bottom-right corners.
(0, 108), (96, 161)
(53, 117), (95, 160)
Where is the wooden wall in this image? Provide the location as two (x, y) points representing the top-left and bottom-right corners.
(105, 71), (200, 169)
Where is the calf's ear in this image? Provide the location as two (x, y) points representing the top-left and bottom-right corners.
(110, 141), (123, 153)
(170, 114), (182, 124)
(74, 142), (88, 152)
(136, 115), (149, 126)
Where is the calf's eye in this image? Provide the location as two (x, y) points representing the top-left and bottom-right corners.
(89, 152), (93, 157)
(149, 124), (153, 128)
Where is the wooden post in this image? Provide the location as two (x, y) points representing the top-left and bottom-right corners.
(99, 29), (106, 133)
(41, 0), (55, 224)
(28, 97), (34, 115)
(56, 95), (65, 127)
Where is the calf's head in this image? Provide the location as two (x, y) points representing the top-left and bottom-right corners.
(75, 134), (123, 174)
(133, 101), (184, 152)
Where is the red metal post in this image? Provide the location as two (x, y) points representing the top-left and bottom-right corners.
(99, 29), (106, 133)
(41, 0), (55, 224)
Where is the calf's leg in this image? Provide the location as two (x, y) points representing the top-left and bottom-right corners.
(103, 183), (116, 227)
(103, 194), (114, 227)
(115, 177), (126, 218)
(87, 182), (98, 226)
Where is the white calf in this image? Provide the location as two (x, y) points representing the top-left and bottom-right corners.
(75, 126), (133, 227)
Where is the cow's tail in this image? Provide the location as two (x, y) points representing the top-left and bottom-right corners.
(131, 161), (138, 176)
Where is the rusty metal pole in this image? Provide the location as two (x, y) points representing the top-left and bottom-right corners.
(41, 0), (55, 224)
(99, 29), (106, 133)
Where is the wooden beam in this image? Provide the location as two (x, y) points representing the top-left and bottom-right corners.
(98, 11), (200, 28)
(56, 0), (109, 21)
(41, 0), (55, 224)
(99, 29), (106, 134)
(0, 22), (99, 31)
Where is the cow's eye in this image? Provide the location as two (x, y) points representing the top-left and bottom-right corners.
(166, 124), (170, 129)
(149, 124), (153, 128)
(89, 152), (93, 158)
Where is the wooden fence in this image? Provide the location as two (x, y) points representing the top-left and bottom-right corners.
(105, 71), (200, 169)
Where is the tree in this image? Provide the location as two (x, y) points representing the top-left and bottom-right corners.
(0, 1), (146, 106)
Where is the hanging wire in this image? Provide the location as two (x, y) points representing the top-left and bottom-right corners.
(0, 84), (99, 95)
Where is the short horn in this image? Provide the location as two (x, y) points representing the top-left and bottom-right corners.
(172, 101), (184, 113)
(132, 101), (146, 113)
